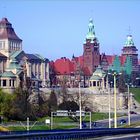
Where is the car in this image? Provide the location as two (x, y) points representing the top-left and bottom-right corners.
(82, 122), (87, 128)
(120, 119), (126, 125)
(130, 111), (137, 114)
(92, 122), (97, 127)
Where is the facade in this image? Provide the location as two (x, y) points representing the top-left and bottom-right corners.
(0, 18), (50, 93)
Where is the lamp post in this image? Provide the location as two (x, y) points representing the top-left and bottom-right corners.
(112, 71), (121, 128)
(107, 74), (111, 128)
(126, 83), (131, 126)
(113, 72), (117, 128)
(79, 81), (82, 129)
(108, 81), (113, 128)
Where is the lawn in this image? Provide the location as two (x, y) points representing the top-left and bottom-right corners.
(5, 112), (121, 131)
(130, 88), (140, 103)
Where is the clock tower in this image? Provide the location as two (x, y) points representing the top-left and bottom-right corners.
(83, 18), (100, 75)
(122, 35), (139, 72)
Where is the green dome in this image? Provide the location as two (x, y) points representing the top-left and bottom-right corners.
(125, 35), (134, 47)
(90, 65), (106, 80)
(86, 18), (96, 40)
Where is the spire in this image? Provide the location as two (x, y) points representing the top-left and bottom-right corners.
(72, 53), (75, 59)
(86, 18), (96, 40)
(0, 17), (22, 41)
(124, 35), (134, 47)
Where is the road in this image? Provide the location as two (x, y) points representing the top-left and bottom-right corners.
(89, 114), (140, 128)
(1, 114), (140, 129)
(89, 133), (140, 140)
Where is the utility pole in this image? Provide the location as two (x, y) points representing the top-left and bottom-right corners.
(127, 84), (131, 125)
(113, 73), (117, 128)
(79, 81), (82, 129)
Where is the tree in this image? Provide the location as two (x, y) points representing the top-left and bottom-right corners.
(5, 88), (37, 121)
(70, 91), (91, 111)
(0, 89), (13, 120)
(58, 101), (79, 112)
(118, 71), (127, 93)
(47, 90), (58, 116)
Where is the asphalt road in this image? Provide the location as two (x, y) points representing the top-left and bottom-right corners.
(85, 114), (140, 128)
(90, 133), (140, 140)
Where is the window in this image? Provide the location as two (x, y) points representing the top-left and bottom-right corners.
(93, 81), (96, 86)
(12, 80), (14, 87)
(3, 80), (6, 87)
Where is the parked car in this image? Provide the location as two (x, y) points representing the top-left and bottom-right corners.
(92, 122), (97, 127)
(120, 119), (126, 125)
(130, 111), (137, 114)
(82, 122), (87, 128)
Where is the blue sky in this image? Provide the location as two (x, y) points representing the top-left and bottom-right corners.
(0, 0), (140, 60)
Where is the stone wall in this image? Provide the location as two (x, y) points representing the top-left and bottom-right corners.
(40, 88), (135, 112)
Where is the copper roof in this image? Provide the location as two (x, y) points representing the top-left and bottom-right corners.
(0, 18), (22, 41)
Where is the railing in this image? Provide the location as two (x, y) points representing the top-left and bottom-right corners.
(1, 128), (140, 139)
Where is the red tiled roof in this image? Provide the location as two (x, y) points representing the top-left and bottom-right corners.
(0, 18), (22, 41)
(106, 55), (115, 65)
(119, 55), (127, 66)
(106, 55), (127, 66)
(72, 55), (84, 67)
(54, 57), (75, 75)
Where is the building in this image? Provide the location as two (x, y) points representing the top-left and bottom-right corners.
(51, 18), (139, 88)
(83, 18), (100, 75)
(0, 18), (50, 93)
(89, 65), (106, 92)
(122, 35), (139, 72)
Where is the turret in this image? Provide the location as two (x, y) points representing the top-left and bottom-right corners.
(0, 18), (22, 57)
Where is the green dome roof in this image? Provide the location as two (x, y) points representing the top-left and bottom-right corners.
(0, 71), (16, 78)
(7, 58), (22, 70)
(90, 65), (106, 80)
(86, 18), (96, 40)
(90, 75), (101, 80)
(124, 35), (134, 47)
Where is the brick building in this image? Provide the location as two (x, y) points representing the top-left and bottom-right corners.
(51, 18), (139, 87)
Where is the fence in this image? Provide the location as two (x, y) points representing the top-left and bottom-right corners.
(1, 128), (140, 139)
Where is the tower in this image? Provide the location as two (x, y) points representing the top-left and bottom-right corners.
(0, 18), (22, 57)
(83, 18), (100, 75)
(122, 35), (138, 72)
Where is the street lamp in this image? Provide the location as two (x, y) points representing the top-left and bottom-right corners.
(108, 81), (113, 128)
(109, 71), (121, 128)
(79, 81), (82, 129)
(106, 73), (111, 128)
(125, 83), (131, 126)
(76, 68), (83, 129)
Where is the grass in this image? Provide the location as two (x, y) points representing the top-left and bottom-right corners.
(130, 88), (140, 103)
(8, 125), (50, 131)
(5, 112), (110, 131)
(3, 112), (127, 131)
(0, 126), (9, 131)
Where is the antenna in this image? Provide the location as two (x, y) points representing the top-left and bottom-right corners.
(128, 26), (131, 35)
